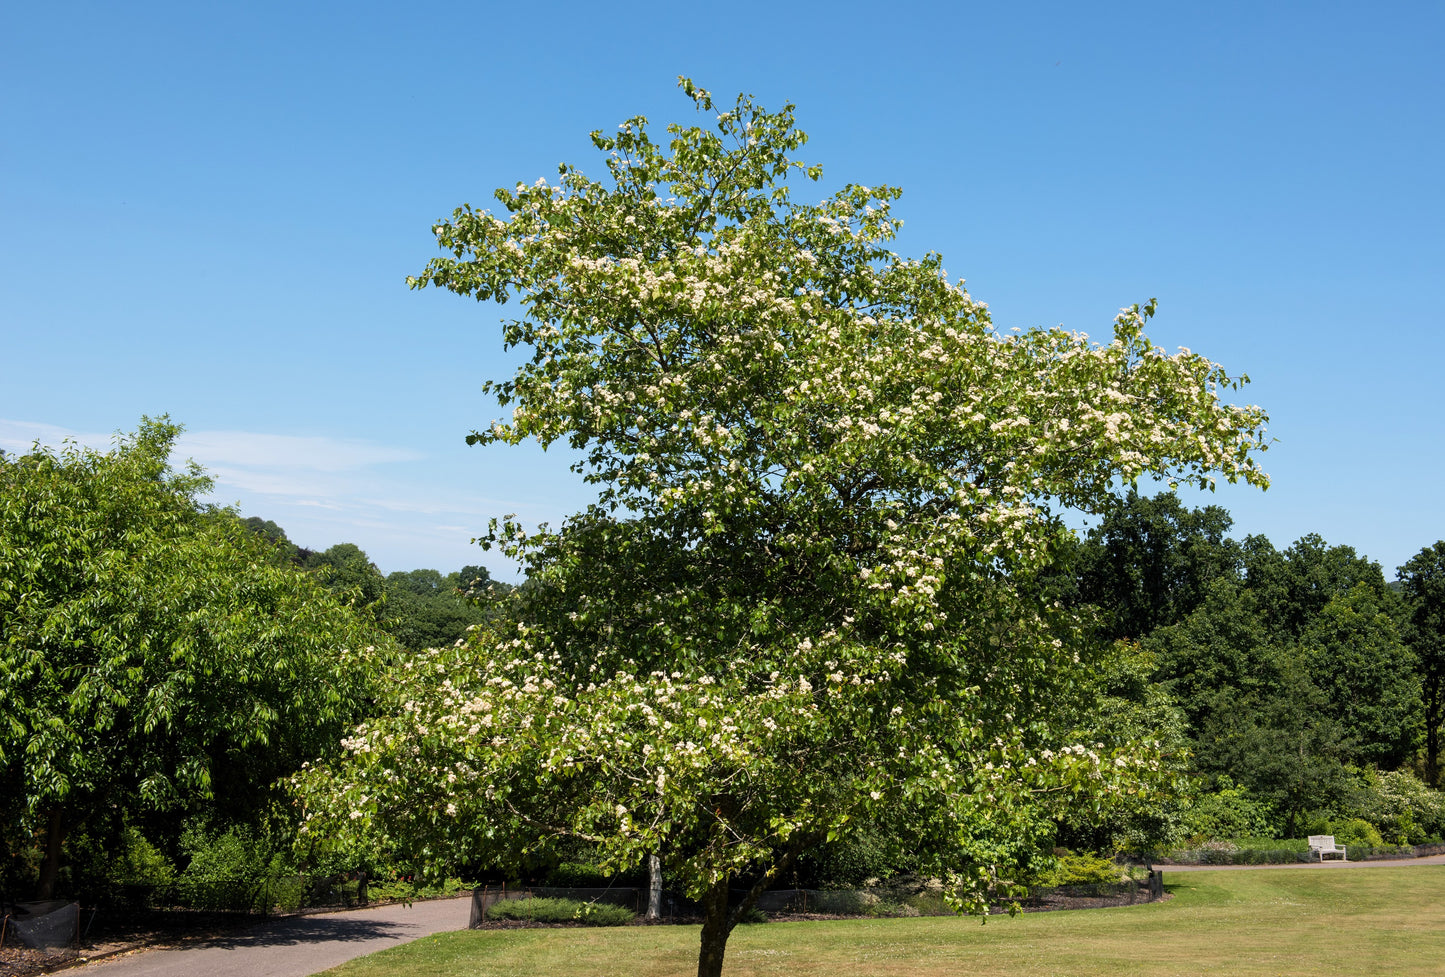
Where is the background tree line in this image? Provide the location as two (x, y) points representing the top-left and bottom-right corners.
(238, 517), (514, 653)
(6, 425), (1443, 911)
(1059, 490), (1445, 849)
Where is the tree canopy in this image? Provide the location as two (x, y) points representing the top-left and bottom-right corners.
(296, 80), (1270, 977)
(1074, 490), (1242, 641)
(1145, 531), (1419, 831)
(1400, 542), (1445, 783)
(0, 418), (388, 897)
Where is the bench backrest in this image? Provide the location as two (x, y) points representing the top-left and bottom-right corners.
(1308, 835), (1339, 849)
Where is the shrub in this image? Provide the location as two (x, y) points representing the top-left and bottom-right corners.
(61, 825), (176, 906)
(111, 827), (177, 887)
(1225, 836), (1309, 852)
(487, 896), (634, 925)
(177, 822), (311, 912)
(363, 871), (467, 904)
(1330, 818), (1384, 849)
(545, 862), (611, 887)
(180, 823), (271, 881)
(735, 906), (768, 924)
(1180, 778), (1274, 843)
(805, 890), (875, 914)
(1036, 852), (1123, 887)
(1344, 769), (1445, 845)
(542, 860), (651, 886)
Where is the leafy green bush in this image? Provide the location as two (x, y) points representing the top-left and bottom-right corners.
(178, 822), (308, 912)
(367, 872), (469, 903)
(260, 874), (309, 912)
(111, 827), (178, 886)
(1180, 778), (1274, 843)
(1331, 818), (1384, 849)
(487, 896), (634, 925)
(1344, 769), (1445, 845)
(181, 823), (272, 881)
(735, 906), (768, 924)
(61, 825), (176, 905)
(804, 890), (876, 914)
(1036, 852), (1123, 887)
(1225, 836), (1309, 852)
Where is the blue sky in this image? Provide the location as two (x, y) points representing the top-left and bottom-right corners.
(3, 1), (1441, 579)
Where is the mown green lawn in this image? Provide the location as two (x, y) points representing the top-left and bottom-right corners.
(325, 867), (1445, 977)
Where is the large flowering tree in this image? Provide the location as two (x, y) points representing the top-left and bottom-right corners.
(295, 80), (1268, 977)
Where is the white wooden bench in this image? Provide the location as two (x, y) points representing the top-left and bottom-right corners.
(1308, 835), (1347, 861)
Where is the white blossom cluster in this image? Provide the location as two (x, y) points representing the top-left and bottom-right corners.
(307, 82), (1266, 908)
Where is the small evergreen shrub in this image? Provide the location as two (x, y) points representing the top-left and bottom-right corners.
(1037, 852), (1123, 887)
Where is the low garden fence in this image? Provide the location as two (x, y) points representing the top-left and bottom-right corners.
(470, 873), (1165, 926)
(72, 873), (369, 914)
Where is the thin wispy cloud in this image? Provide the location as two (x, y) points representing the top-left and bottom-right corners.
(1, 418), (552, 575)
(0, 419), (122, 456)
(178, 430), (424, 473)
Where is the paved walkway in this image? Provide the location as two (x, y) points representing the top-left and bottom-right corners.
(75, 895), (472, 977)
(1159, 853), (1445, 873)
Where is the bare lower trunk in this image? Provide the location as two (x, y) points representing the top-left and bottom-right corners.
(36, 808), (64, 900)
(1425, 676), (1441, 786)
(693, 841), (811, 977)
(696, 877), (731, 977)
(646, 853), (663, 919)
(1428, 720), (1440, 787)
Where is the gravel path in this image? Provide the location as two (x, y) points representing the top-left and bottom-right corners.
(72, 896), (471, 977)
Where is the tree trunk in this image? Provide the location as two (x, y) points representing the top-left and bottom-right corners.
(36, 808), (65, 900)
(696, 876), (731, 977)
(646, 853), (663, 919)
(1425, 675), (1441, 786)
(1427, 716), (1440, 787)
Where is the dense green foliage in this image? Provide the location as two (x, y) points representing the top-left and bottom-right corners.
(1399, 542), (1445, 783)
(0, 419), (388, 898)
(238, 520), (510, 652)
(1061, 494), (1443, 847)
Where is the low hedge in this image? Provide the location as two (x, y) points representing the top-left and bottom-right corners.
(486, 896), (635, 926)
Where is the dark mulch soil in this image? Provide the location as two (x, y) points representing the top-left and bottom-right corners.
(1021, 889), (1171, 913)
(1, 909), (262, 977)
